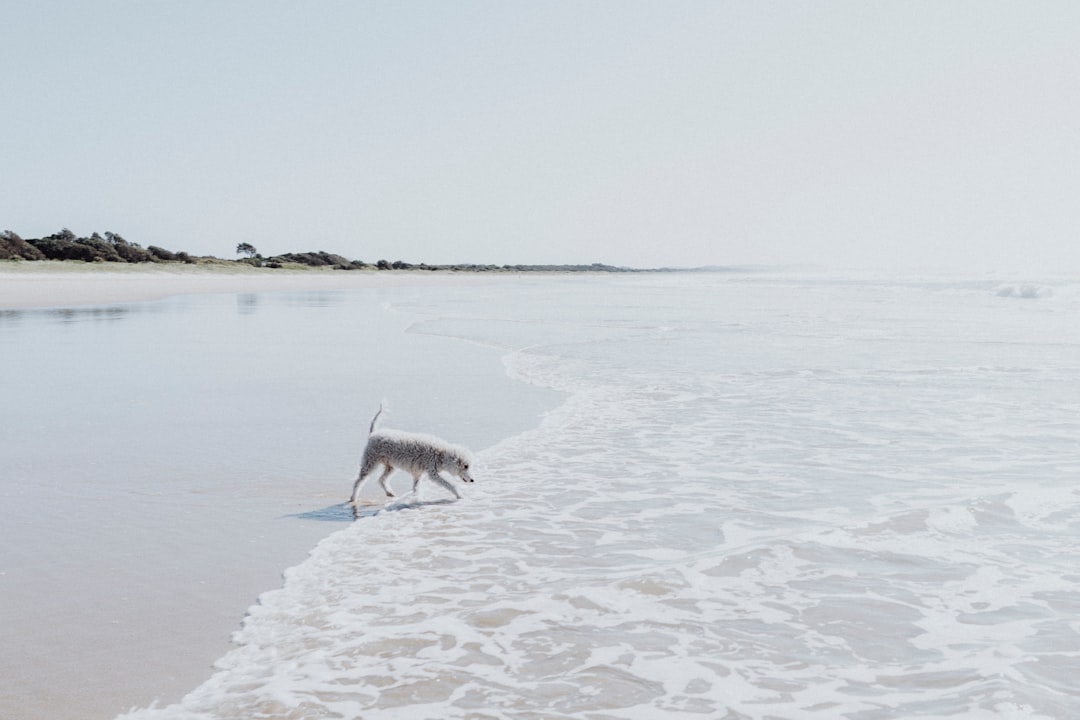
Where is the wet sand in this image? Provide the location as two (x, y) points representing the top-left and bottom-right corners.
(0, 263), (559, 719)
(0, 261), (472, 310)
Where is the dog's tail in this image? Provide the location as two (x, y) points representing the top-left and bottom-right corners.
(368, 401), (386, 435)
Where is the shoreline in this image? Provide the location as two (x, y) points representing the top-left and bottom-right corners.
(0, 259), (720, 311)
(0, 270), (563, 720)
(0, 261), (475, 310)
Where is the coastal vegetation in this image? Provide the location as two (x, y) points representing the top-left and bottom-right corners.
(1, 229), (194, 264)
(0, 229), (639, 273)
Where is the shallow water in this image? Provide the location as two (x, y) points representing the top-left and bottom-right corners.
(107, 270), (1080, 719)
(0, 285), (557, 720)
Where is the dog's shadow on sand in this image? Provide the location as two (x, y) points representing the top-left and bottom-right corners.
(286, 497), (456, 522)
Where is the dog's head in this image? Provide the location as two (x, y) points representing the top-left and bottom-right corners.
(440, 449), (475, 483)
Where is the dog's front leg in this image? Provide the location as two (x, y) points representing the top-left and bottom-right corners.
(350, 469), (371, 504)
(427, 469), (461, 499)
(376, 464), (396, 497)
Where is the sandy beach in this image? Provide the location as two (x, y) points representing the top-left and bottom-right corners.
(0, 263), (560, 720)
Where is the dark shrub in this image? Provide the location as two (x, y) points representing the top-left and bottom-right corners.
(275, 252), (329, 266)
(27, 229), (121, 262)
(269, 251), (357, 268)
(148, 245), (178, 261)
(0, 230), (45, 260)
(113, 243), (152, 262)
(29, 231), (99, 261)
(106, 232), (153, 262)
(77, 234), (123, 262)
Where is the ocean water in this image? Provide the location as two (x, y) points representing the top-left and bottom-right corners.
(104, 269), (1080, 719)
(8, 270), (1078, 719)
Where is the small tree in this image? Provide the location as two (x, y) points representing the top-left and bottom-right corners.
(236, 242), (258, 259)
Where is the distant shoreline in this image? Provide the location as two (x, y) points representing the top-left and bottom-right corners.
(1, 229), (736, 274)
(0, 255), (675, 274)
(0, 257), (739, 274)
(0, 260), (730, 311)
(1, 229), (661, 273)
(0, 261), (461, 310)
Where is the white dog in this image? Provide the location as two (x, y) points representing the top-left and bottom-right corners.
(350, 405), (475, 503)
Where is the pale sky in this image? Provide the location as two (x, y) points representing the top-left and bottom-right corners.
(3, 1), (1079, 271)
